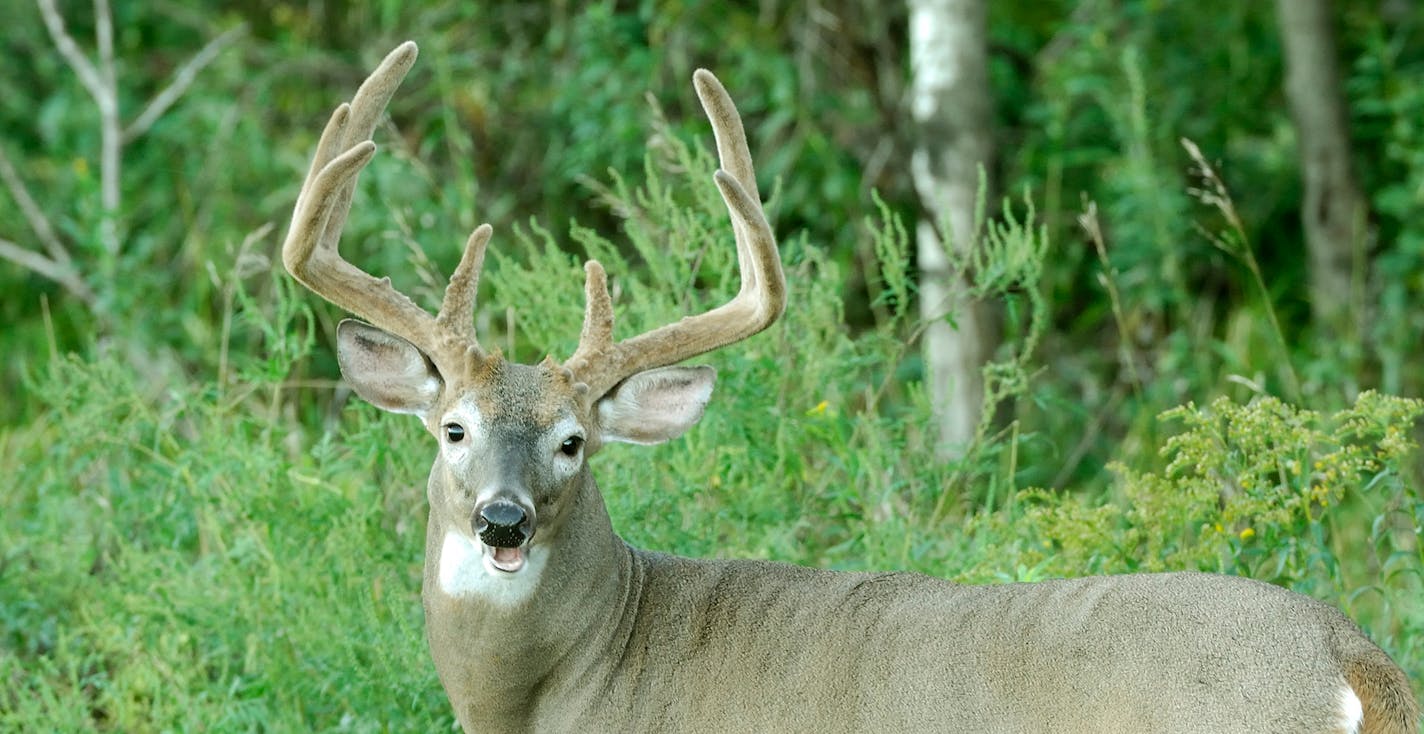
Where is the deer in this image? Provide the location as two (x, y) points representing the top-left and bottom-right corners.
(282, 41), (1420, 734)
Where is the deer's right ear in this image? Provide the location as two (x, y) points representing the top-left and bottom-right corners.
(336, 319), (442, 416)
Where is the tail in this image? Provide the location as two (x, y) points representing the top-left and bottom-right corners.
(1342, 643), (1419, 734)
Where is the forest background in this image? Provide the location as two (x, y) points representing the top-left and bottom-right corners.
(2, 1), (1423, 730)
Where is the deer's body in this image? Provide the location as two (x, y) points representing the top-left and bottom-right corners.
(285, 43), (1419, 733)
(432, 526), (1393, 733)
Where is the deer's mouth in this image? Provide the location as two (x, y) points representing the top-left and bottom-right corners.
(482, 542), (527, 574)
(473, 498), (533, 574)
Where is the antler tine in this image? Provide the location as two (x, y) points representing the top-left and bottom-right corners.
(283, 41), (489, 376)
(573, 260), (616, 365)
(695, 68), (763, 287)
(564, 70), (785, 400)
(316, 42), (418, 257)
(436, 224), (493, 343)
(693, 70), (761, 206)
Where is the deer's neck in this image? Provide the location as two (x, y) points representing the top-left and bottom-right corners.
(421, 473), (635, 730)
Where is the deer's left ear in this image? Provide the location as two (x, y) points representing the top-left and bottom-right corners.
(597, 366), (716, 445)
(336, 319), (443, 416)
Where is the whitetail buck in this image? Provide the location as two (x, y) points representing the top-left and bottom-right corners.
(284, 42), (1419, 733)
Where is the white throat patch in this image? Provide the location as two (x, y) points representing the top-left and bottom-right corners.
(438, 530), (546, 606)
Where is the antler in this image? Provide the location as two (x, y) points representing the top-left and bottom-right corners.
(564, 69), (786, 400)
(282, 41), (490, 379)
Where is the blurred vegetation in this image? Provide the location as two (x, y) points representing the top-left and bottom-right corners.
(2, 0), (1422, 729)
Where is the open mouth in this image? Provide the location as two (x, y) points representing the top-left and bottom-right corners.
(482, 542), (527, 574)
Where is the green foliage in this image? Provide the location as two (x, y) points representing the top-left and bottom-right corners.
(6, 107), (1423, 726)
(1348, 18), (1424, 395)
(0, 350), (450, 730)
(991, 393), (1423, 584)
(957, 185), (1052, 474)
(4, 0), (1424, 729)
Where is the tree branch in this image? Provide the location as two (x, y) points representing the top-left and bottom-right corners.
(34, 0), (105, 103)
(124, 24), (247, 144)
(89, 0), (121, 257)
(94, 0), (115, 89)
(0, 237), (97, 307)
(0, 145), (97, 306)
(0, 147), (72, 268)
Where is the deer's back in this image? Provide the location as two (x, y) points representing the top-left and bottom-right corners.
(564, 552), (1378, 733)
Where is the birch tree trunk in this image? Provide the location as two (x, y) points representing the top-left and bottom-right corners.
(909, 0), (994, 457)
(1275, 0), (1367, 331)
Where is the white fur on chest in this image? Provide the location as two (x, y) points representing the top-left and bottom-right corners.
(438, 530), (546, 606)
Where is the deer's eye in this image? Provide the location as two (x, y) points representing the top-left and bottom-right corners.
(445, 423), (466, 443)
(559, 436), (584, 457)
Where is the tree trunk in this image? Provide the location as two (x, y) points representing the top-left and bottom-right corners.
(1274, 0), (1367, 331)
(909, 0), (994, 458)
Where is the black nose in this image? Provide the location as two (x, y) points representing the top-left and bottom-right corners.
(475, 501), (528, 548)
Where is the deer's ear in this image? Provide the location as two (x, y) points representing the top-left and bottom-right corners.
(336, 319), (442, 416)
(597, 366), (716, 445)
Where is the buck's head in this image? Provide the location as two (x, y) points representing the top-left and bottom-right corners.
(282, 42), (783, 582)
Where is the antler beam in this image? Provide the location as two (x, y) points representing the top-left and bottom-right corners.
(282, 41), (489, 378)
(563, 69), (786, 400)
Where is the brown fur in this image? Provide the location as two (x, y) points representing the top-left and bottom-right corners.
(1343, 641), (1420, 733)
